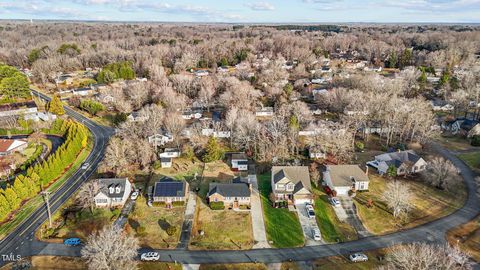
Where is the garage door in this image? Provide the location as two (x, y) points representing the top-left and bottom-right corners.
(334, 187), (350, 196)
(294, 198), (312, 204)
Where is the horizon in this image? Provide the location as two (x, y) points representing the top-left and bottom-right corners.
(0, 0), (479, 23)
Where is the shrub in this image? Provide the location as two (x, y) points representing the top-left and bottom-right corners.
(210, 201), (225, 210)
(355, 141), (365, 151)
(152, 201), (166, 207)
(137, 226), (146, 235)
(239, 204), (249, 210)
(166, 225), (177, 236)
(152, 160), (162, 170)
(172, 201), (185, 207)
(80, 99), (104, 115)
(471, 135), (480, 146)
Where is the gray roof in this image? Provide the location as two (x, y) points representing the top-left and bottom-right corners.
(231, 153), (248, 160)
(97, 178), (129, 198)
(325, 165), (369, 187)
(153, 178), (186, 197)
(208, 182), (251, 198)
(375, 150), (422, 169)
(272, 166), (311, 193)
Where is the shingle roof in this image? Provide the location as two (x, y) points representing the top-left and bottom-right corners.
(375, 150), (422, 169)
(208, 182), (251, 197)
(231, 153), (248, 160)
(325, 165), (369, 187)
(271, 166), (311, 192)
(97, 178), (129, 198)
(153, 178), (186, 197)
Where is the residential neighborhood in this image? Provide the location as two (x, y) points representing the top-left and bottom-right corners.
(0, 7), (479, 270)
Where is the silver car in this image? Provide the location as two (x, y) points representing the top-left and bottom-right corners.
(141, 252), (160, 261)
(349, 253), (368, 262)
(312, 228), (321, 241)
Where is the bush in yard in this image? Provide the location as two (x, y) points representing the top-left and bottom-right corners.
(239, 204), (249, 210)
(152, 160), (161, 170)
(166, 225), (177, 236)
(471, 135), (480, 146)
(80, 99), (104, 116)
(210, 201), (225, 210)
(202, 137), (223, 163)
(152, 201), (166, 207)
(136, 226), (146, 236)
(355, 141), (365, 151)
(172, 201), (184, 207)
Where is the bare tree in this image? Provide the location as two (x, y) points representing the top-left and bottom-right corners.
(81, 226), (139, 270)
(76, 180), (99, 213)
(423, 157), (459, 191)
(379, 242), (472, 270)
(381, 181), (412, 219)
(164, 111), (186, 148)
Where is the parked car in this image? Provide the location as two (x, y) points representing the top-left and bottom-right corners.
(349, 253), (368, 262)
(64, 238), (81, 246)
(312, 228), (321, 241)
(329, 197), (341, 207)
(81, 162), (89, 170)
(130, 191), (139, 200)
(305, 204), (315, 218)
(141, 252), (160, 261)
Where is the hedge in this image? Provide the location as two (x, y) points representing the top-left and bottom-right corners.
(210, 201), (225, 210)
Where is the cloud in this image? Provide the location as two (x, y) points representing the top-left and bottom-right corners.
(0, 2), (83, 18)
(383, 0), (480, 13)
(245, 2), (275, 11)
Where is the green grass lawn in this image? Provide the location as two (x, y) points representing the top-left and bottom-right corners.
(458, 151), (480, 171)
(313, 188), (357, 243)
(257, 173), (304, 248)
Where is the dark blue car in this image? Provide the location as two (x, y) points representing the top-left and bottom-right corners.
(64, 238), (81, 246)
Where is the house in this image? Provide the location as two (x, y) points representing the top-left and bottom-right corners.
(55, 74), (73, 86)
(323, 165), (369, 196)
(468, 123), (480, 138)
(442, 118), (479, 135)
(372, 150), (427, 176)
(0, 101), (38, 118)
(127, 111), (147, 122)
(94, 178), (132, 207)
(158, 148), (181, 168)
(182, 109), (203, 120)
(0, 139), (28, 156)
(255, 107), (274, 117)
(24, 112), (57, 122)
(207, 180), (251, 209)
(201, 128), (231, 138)
(430, 99), (454, 111)
(231, 153), (248, 171)
(72, 87), (95, 96)
(152, 177), (189, 206)
(309, 146), (326, 159)
(194, 70), (209, 77)
(271, 166), (313, 205)
(311, 78), (326, 84)
(320, 65), (332, 73)
(312, 88), (328, 96)
(148, 132), (173, 147)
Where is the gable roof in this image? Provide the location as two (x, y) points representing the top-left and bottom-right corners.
(97, 178), (129, 198)
(0, 139), (27, 153)
(375, 150), (423, 169)
(231, 153), (248, 160)
(208, 182), (251, 198)
(326, 165), (369, 187)
(153, 177), (187, 198)
(272, 166), (311, 192)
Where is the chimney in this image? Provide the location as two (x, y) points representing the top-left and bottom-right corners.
(366, 166), (369, 175)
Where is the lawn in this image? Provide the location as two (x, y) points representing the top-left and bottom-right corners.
(129, 196), (184, 249)
(311, 249), (388, 270)
(447, 216), (480, 262)
(257, 173), (304, 248)
(154, 157), (204, 182)
(199, 264), (267, 270)
(190, 197), (253, 250)
(355, 174), (466, 235)
(202, 160), (236, 181)
(437, 135), (478, 152)
(458, 151), (480, 172)
(313, 188), (357, 243)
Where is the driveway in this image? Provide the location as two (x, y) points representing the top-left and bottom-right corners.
(295, 203), (323, 246)
(337, 197), (371, 238)
(248, 164), (270, 249)
(113, 198), (136, 229)
(177, 192), (196, 249)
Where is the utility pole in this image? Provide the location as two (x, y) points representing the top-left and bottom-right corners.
(41, 191), (52, 228)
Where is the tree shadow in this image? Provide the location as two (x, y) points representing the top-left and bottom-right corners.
(158, 218), (171, 231)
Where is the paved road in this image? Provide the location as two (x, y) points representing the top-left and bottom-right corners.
(36, 142), (480, 264)
(0, 90), (113, 266)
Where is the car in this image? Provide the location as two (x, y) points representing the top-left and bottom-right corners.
(329, 197), (341, 207)
(312, 228), (321, 241)
(141, 252), (160, 261)
(81, 162), (89, 170)
(305, 204), (315, 218)
(64, 238), (81, 246)
(349, 253), (368, 262)
(130, 191), (139, 200)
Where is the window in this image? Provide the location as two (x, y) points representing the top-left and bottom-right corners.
(286, 184), (295, 191)
(276, 184), (285, 190)
(96, 199), (108, 204)
(214, 198), (218, 202)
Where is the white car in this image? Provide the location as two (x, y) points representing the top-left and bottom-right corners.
(81, 162), (89, 170)
(349, 253), (368, 262)
(305, 204), (315, 219)
(329, 197), (341, 207)
(312, 228), (321, 241)
(130, 191), (139, 200)
(141, 252), (160, 261)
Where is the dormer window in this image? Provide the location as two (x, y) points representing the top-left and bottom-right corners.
(286, 184), (295, 191)
(108, 185), (115, 194)
(115, 185), (121, 194)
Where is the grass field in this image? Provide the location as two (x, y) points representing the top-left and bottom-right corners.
(458, 151), (480, 172)
(313, 188), (357, 242)
(154, 157), (204, 182)
(355, 175), (466, 235)
(311, 249), (388, 270)
(447, 216), (480, 262)
(190, 197), (253, 250)
(257, 173), (304, 248)
(129, 196), (184, 249)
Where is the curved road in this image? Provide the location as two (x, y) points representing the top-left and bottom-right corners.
(0, 92), (478, 265)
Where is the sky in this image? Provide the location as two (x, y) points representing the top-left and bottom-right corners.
(0, 0), (479, 23)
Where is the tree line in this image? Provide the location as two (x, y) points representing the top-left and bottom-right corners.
(0, 119), (89, 222)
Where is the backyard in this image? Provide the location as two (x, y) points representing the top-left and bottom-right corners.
(189, 197), (253, 250)
(153, 157), (204, 182)
(354, 174), (466, 235)
(128, 196), (184, 249)
(257, 173), (304, 248)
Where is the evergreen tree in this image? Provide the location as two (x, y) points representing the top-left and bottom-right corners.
(3, 187), (20, 210)
(13, 178), (28, 200)
(0, 194), (10, 221)
(386, 165), (397, 178)
(47, 95), (65, 115)
(203, 137), (223, 163)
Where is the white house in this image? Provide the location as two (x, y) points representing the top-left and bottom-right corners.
(231, 153), (248, 171)
(194, 70), (209, 77)
(255, 107), (274, 117)
(371, 150), (427, 176)
(148, 132), (173, 147)
(160, 157), (173, 168)
(323, 165), (369, 196)
(72, 87), (95, 96)
(127, 111), (147, 122)
(201, 128), (231, 138)
(312, 88), (328, 96)
(94, 178), (132, 208)
(159, 148), (181, 168)
(309, 146), (326, 159)
(182, 110), (203, 120)
(0, 101), (38, 118)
